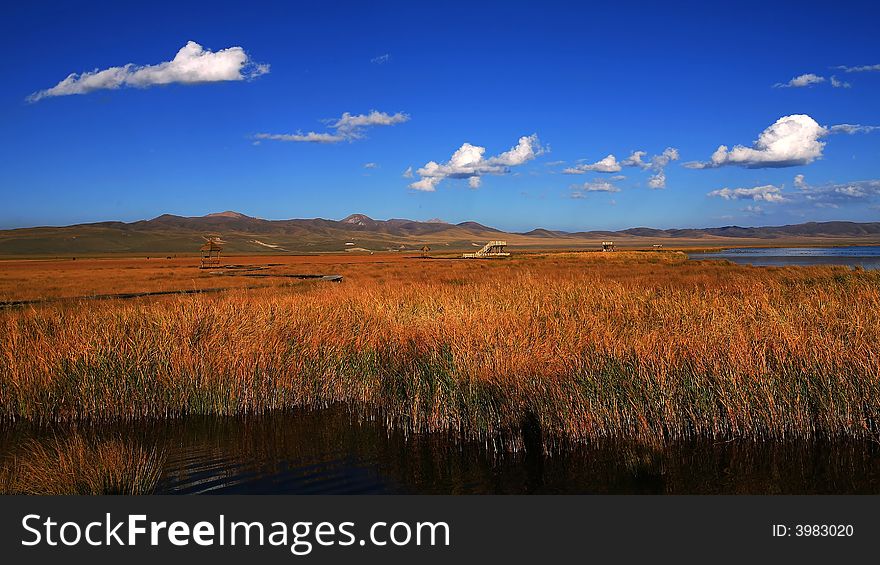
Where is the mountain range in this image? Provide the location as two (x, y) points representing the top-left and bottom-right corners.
(1, 212), (879, 256)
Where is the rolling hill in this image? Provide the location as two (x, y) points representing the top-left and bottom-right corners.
(1, 212), (878, 257)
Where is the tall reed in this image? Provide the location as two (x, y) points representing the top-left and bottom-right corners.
(1, 253), (878, 445)
(0, 433), (165, 495)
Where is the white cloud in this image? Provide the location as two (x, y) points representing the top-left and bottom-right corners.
(830, 76), (851, 88)
(685, 114), (828, 169)
(28, 41), (268, 102)
(370, 54), (391, 64)
(563, 154), (621, 174)
(647, 171), (666, 189)
(402, 166), (413, 178)
(828, 123), (880, 135)
(793, 175), (880, 204)
(409, 134), (544, 191)
(253, 132), (347, 143)
(332, 111), (409, 138)
(620, 150), (648, 169)
(565, 147), (677, 188)
(742, 205), (765, 215)
(651, 147), (679, 169)
(364, 162), (378, 169)
(687, 115), (880, 169)
(255, 110), (410, 144)
(581, 180), (620, 192)
(571, 179), (620, 198)
(835, 63), (880, 73)
(707, 185), (785, 202)
(774, 73), (825, 88)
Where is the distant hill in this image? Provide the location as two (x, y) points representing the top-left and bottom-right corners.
(0, 213), (878, 256)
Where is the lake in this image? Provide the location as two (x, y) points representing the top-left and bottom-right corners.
(688, 245), (880, 269)
(3, 406), (879, 494)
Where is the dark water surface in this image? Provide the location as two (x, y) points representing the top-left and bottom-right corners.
(688, 245), (880, 269)
(3, 406), (879, 494)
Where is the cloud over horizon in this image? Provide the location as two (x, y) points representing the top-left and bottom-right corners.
(27, 41), (269, 102)
(565, 147), (678, 188)
(409, 135), (544, 191)
(707, 184), (785, 202)
(255, 110), (410, 144)
(571, 179), (621, 198)
(793, 174), (880, 205)
(685, 114), (879, 169)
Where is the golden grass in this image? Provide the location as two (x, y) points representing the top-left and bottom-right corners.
(0, 433), (164, 495)
(1, 252), (878, 445)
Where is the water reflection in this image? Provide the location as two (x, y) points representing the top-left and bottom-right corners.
(2, 406), (879, 494)
(689, 246), (880, 269)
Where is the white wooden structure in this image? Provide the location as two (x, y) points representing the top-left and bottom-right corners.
(463, 240), (510, 258)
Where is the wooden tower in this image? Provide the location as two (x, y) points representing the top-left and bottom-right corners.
(199, 237), (224, 268)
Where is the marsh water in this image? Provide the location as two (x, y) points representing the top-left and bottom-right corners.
(688, 245), (880, 269)
(3, 405), (879, 494)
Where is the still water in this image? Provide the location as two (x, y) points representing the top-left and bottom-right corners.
(688, 245), (880, 269)
(3, 406), (878, 494)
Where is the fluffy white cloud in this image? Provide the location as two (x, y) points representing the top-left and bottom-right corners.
(255, 110), (410, 144)
(565, 147), (677, 189)
(830, 76), (851, 88)
(363, 162), (378, 169)
(563, 154), (621, 174)
(651, 147), (679, 169)
(580, 150), (677, 173)
(686, 114), (828, 169)
(687, 115), (880, 169)
(27, 41), (268, 102)
(774, 73), (826, 88)
(620, 150), (648, 169)
(409, 134), (544, 191)
(707, 185), (785, 202)
(402, 166), (414, 178)
(647, 171), (666, 189)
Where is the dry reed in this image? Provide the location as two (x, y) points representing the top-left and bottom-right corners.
(0, 433), (164, 494)
(1, 252), (878, 446)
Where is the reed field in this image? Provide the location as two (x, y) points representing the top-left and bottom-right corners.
(1, 252), (879, 447)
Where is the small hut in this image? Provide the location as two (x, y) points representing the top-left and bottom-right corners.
(601, 241), (615, 252)
(199, 237), (223, 268)
(421, 245), (431, 258)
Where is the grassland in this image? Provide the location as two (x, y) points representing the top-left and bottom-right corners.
(1, 251), (879, 448)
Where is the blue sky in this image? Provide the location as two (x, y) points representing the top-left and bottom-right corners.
(2, 0), (879, 231)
